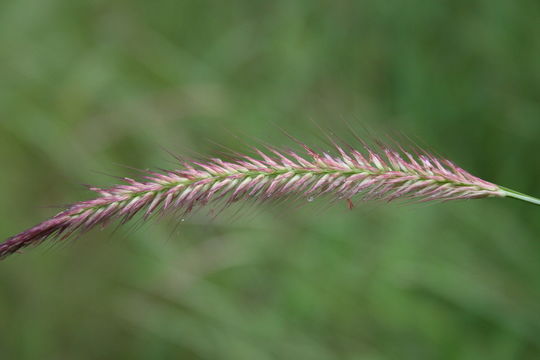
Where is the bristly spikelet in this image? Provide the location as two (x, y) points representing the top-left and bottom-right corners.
(0, 137), (537, 260)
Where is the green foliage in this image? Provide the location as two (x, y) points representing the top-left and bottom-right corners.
(0, 0), (539, 359)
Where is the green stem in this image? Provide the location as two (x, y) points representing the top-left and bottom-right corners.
(500, 186), (540, 206)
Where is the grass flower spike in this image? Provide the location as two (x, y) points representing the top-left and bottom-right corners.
(1, 137), (538, 260)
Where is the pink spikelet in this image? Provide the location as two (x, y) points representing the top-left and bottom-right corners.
(1, 138), (537, 260)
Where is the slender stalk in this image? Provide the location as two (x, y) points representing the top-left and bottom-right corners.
(500, 187), (540, 206)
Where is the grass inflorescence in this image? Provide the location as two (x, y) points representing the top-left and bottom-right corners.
(1, 137), (537, 260)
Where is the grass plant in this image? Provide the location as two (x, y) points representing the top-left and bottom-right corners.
(2, 137), (537, 260)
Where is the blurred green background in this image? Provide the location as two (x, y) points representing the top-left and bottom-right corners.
(1, 0), (539, 359)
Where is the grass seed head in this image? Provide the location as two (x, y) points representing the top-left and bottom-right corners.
(2, 136), (535, 260)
